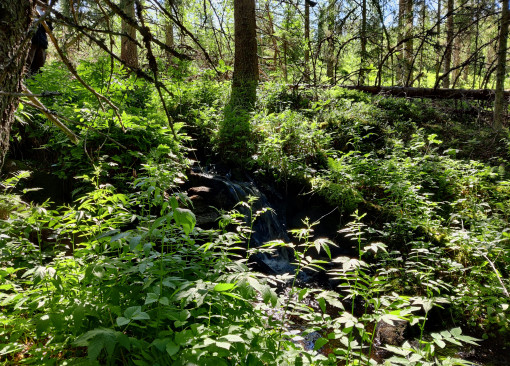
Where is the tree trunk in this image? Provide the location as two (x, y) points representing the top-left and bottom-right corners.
(283, 6), (290, 83)
(404, 0), (414, 86)
(165, 0), (174, 63)
(232, 0), (258, 106)
(326, 11), (335, 84)
(494, 0), (509, 128)
(0, 0), (35, 171)
(304, 0), (311, 83)
(443, 0), (454, 88)
(121, 0), (139, 68)
(265, 2), (279, 72)
(418, 0), (426, 86)
(435, 0), (442, 84)
(359, 0), (367, 85)
(397, 0), (406, 85)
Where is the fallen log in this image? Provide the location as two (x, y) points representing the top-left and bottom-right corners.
(337, 85), (510, 101)
(290, 84), (510, 101)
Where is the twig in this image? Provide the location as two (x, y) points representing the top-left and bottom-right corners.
(482, 253), (510, 298)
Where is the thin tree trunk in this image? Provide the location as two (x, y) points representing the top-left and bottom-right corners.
(359, 0), (367, 85)
(405, 0), (414, 86)
(121, 0), (139, 68)
(304, 0), (310, 82)
(165, 0), (174, 63)
(397, 0), (406, 85)
(494, 0), (509, 128)
(418, 0), (426, 86)
(266, 2), (279, 71)
(0, 0), (35, 170)
(443, 0), (454, 88)
(435, 0), (442, 84)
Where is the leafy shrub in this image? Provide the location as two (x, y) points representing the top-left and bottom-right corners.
(253, 110), (331, 179)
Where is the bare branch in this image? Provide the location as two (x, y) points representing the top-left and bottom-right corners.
(0, 91), (61, 97)
(21, 85), (79, 144)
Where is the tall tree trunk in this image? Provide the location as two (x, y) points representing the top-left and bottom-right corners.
(121, 0), (139, 68)
(443, 0), (454, 88)
(397, 0), (406, 85)
(494, 0), (509, 128)
(326, 2), (335, 85)
(0, 0), (35, 171)
(265, 2), (279, 72)
(418, 0), (426, 86)
(404, 0), (414, 86)
(359, 0), (367, 85)
(304, 0), (311, 82)
(435, 0), (442, 85)
(165, 0), (174, 63)
(232, 0), (258, 106)
(283, 6), (290, 82)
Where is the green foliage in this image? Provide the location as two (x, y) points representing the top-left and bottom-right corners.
(3, 56), (510, 365)
(253, 109), (331, 180)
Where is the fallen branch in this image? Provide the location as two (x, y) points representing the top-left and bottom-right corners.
(21, 85), (79, 144)
(482, 253), (510, 298)
(0, 91), (61, 97)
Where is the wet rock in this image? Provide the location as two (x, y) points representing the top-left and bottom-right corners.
(375, 319), (408, 345)
(373, 319), (409, 360)
(184, 168), (294, 274)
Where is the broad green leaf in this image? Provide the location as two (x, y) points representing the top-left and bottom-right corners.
(215, 341), (231, 350)
(313, 338), (328, 351)
(145, 293), (159, 305)
(174, 208), (196, 235)
(129, 236), (142, 250)
(116, 317), (130, 327)
(214, 283), (236, 292)
(166, 341), (180, 356)
(434, 338), (446, 348)
(220, 334), (244, 343)
(123, 306), (150, 321)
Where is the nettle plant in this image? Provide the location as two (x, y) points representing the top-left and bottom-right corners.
(245, 208), (481, 365)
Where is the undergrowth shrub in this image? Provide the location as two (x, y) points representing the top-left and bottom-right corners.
(253, 110), (331, 180)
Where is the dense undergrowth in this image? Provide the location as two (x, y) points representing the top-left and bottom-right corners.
(1, 59), (509, 365)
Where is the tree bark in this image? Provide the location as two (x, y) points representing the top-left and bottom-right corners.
(397, 0), (406, 85)
(404, 0), (414, 86)
(443, 0), (454, 88)
(265, 1), (279, 71)
(326, 1), (335, 84)
(494, 0), (509, 128)
(232, 0), (258, 106)
(304, 0), (311, 83)
(0, 0), (35, 171)
(435, 0), (442, 84)
(359, 0), (367, 85)
(165, 0), (174, 63)
(120, 0), (139, 68)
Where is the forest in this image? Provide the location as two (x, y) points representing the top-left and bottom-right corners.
(0, 0), (509, 364)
